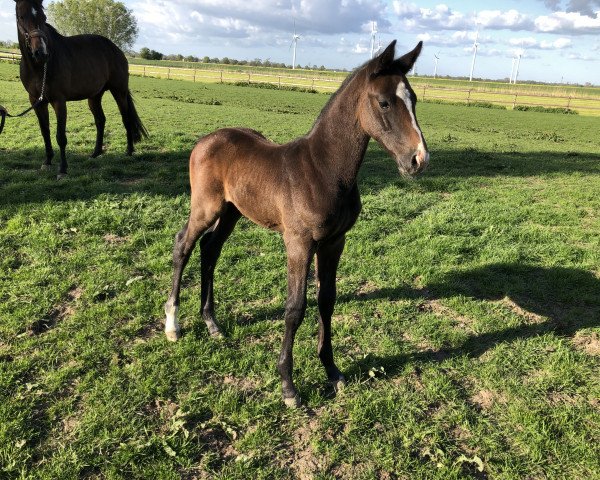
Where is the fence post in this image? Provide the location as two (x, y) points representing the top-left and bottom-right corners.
(513, 93), (518, 109)
(423, 84), (426, 100)
(467, 89), (472, 105)
(193, 69), (196, 82)
(278, 76), (281, 88)
(167, 68), (171, 80)
(311, 79), (315, 89)
(143, 66), (146, 78)
(566, 95), (572, 109)
(220, 70), (223, 83)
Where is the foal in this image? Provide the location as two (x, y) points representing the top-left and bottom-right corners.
(165, 41), (429, 407)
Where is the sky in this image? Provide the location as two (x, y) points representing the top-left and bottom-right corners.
(1, 0), (599, 84)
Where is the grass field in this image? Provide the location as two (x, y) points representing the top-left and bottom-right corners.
(1, 60), (599, 479)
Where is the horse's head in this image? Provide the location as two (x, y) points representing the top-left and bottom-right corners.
(15, 0), (49, 63)
(358, 40), (429, 177)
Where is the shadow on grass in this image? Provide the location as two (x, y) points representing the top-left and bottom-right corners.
(347, 263), (600, 378)
(1, 144), (600, 206)
(359, 147), (600, 195)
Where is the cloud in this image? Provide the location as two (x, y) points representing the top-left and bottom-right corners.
(508, 36), (572, 50)
(132, 0), (389, 44)
(392, 3), (533, 31)
(535, 11), (600, 34)
(542, 0), (600, 16)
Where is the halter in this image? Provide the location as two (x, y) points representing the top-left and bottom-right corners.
(0, 27), (48, 135)
(17, 22), (47, 53)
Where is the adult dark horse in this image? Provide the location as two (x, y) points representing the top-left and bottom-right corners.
(165, 41), (429, 407)
(13, 0), (147, 178)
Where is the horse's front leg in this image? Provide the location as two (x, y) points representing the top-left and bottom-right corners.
(316, 235), (347, 390)
(278, 234), (315, 408)
(51, 100), (68, 179)
(32, 98), (54, 169)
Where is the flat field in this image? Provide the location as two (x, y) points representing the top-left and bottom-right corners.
(1, 61), (599, 479)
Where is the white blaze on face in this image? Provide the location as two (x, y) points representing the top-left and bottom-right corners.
(32, 7), (37, 17)
(396, 81), (427, 160)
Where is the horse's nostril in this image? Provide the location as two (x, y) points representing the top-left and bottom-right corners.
(411, 155), (419, 169)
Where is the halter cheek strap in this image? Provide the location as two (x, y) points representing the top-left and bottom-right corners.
(17, 23), (47, 50)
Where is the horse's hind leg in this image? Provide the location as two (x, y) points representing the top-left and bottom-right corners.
(32, 98), (54, 169)
(164, 203), (224, 341)
(110, 88), (133, 156)
(88, 92), (106, 158)
(315, 235), (346, 390)
(200, 203), (241, 337)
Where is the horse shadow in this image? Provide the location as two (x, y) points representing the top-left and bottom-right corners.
(346, 263), (600, 378)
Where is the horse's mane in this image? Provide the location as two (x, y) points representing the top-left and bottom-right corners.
(309, 58), (374, 132)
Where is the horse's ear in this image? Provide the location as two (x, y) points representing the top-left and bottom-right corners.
(371, 40), (396, 77)
(395, 41), (423, 74)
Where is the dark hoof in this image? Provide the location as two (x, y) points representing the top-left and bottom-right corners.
(90, 150), (103, 159)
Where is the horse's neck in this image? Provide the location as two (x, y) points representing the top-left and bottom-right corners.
(307, 75), (370, 188)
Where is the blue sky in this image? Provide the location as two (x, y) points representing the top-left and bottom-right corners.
(1, 0), (599, 84)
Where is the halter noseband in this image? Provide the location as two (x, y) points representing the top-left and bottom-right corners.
(17, 22), (47, 52)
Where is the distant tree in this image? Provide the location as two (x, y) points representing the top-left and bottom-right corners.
(201, 56), (210, 63)
(139, 47), (163, 60)
(47, 0), (138, 51)
(222, 57), (230, 64)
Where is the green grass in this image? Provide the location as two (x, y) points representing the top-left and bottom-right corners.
(1, 60), (599, 479)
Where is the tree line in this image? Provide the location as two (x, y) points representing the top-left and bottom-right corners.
(136, 48), (329, 70)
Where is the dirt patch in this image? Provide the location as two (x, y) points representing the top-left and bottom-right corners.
(500, 296), (546, 324)
(283, 409), (328, 480)
(222, 375), (261, 393)
(29, 286), (83, 335)
(103, 233), (130, 245)
(572, 331), (600, 356)
(418, 299), (475, 332)
(356, 280), (379, 298)
(470, 389), (507, 410)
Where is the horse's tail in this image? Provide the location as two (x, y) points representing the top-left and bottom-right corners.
(126, 91), (148, 143)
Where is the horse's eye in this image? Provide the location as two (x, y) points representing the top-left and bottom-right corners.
(378, 100), (390, 110)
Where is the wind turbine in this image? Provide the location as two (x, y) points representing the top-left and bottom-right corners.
(509, 56), (516, 84)
(513, 50), (523, 84)
(370, 21), (377, 59)
(434, 52), (440, 78)
(469, 20), (480, 81)
(375, 35), (383, 56)
(290, 20), (301, 69)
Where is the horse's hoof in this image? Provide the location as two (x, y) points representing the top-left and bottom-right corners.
(209, 330), (224, 340)
(284, 395), (301, 409)
(332, 376), (346, 392)
(165, 329), (181, 342)
(90, 151), (102, 159)
(40, 164), (51, 171)
(56, 173), (68, 180)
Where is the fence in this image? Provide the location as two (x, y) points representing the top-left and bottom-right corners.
(2, 51), (600, 115)
(0, 50), (21, 62)
(127, 64), (342, 91)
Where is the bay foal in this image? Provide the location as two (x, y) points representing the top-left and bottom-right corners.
(165, 41), (429, 407)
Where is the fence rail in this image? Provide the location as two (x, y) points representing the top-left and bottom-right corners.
(2, 51), (600, 115)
